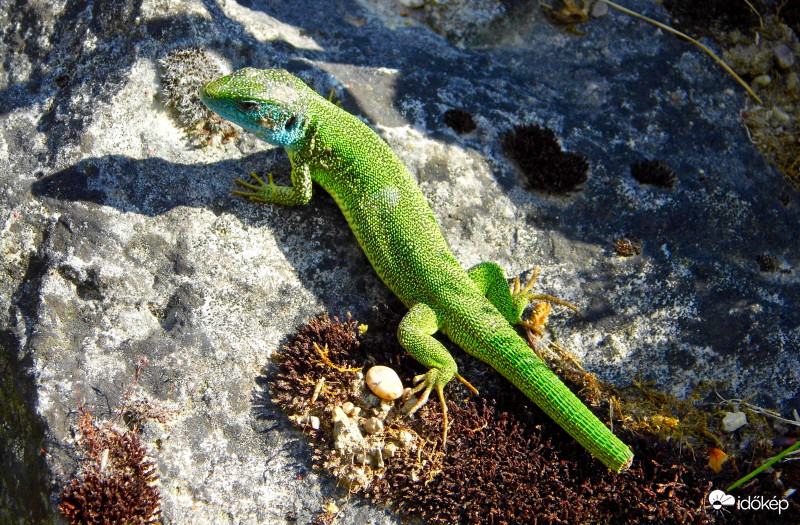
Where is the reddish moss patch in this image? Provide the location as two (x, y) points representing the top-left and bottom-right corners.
(614, 235), (644, 257)
(369, 397), (718, 524)
(271, 312), (363, 424)
(59, 409), (161, 525)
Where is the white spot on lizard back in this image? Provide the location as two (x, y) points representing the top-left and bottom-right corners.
(366, 187), (401, 216)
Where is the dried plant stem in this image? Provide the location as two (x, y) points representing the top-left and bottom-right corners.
(743, 0), (764, 29)
(714, 391), (800, 429)
(600, 0), (763, 105)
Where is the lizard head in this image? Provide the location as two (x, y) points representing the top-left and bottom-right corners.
(200, 68), (309, 149)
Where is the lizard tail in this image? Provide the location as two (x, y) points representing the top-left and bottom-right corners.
(489, 332), (633, 472)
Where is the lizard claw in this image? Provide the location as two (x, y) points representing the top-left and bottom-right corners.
(404, 370), (479, 448)
(232, 172), (277, 201)
(513, 266), (579, 312)
(405, 369), (443, 416)
(403, 369), (450, 446)
(509, 267), (580, 338)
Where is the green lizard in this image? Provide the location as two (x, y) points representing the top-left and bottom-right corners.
(200, 68), (633, 472)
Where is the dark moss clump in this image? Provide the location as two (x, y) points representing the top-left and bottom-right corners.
(780, 1), (800, 36)
(59, 409), (161, 524)
(368, 382), (719, 524)
(271, 313), (362, 422)
(631, 159), (677, 188)
(614, 236), (643, 257)
(267, 311), (800, 524)
(756, 253), (785, 273)
(158, 47), (239, 146)
(503, 124), (589, 193)
(443, 109), (477, 134)
(663, 0), (765, 36)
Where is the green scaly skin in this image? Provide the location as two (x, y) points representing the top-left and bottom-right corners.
(200, 68), (633, 472)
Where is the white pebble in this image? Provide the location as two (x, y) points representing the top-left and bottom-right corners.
(787, 72), (800, 94)
(292, 413), (320, 430)
(722, 411), (747, 432)
(399, 0), (425, 7)
(590, 0), (608, 17)
(398, 430), (416, 448)
(383, 442), (398, 458)
(774, 44), (796, 69)
(771, 107), (792, 123)
(401, 397), (419, 414)
(753, 74), (772, 87)
(331, 406), (346, 423)
(366, 365), (404, 400)
(364, 417), (384, 434)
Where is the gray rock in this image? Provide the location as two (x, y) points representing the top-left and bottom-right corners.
(1, 0), (799, 523)
(398, 0), (426, 8)
(591, 1), (609, 18)
(774, 43), (797, 69)
(722, 411), (748, 432)
(406, 0), (537, 47)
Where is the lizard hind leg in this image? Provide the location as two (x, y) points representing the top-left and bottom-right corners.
(467, 261), (529, 325)
(468, 262), (578, 330)
(398, 302), (460, 446)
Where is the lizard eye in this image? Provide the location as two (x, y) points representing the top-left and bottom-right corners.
(284, 115), (297, 130)
(239, 101), (261, 112)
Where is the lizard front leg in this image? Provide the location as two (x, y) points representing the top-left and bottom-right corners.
(233, 155), (312, 206)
